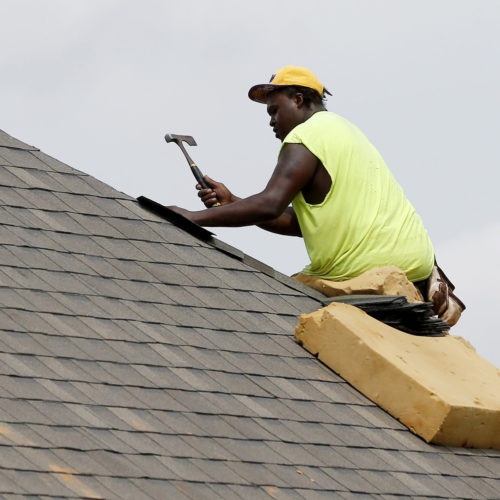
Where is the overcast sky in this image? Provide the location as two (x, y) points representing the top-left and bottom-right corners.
(1, 0), (499, 367)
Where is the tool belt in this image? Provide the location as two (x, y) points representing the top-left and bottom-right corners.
(414, 263), (466, 327)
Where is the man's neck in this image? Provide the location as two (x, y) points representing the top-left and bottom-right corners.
(303, 104), (326, 122)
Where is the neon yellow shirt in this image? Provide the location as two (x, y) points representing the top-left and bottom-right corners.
(282, 111), (434, 282)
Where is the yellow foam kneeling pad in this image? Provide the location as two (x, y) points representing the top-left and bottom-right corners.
(295, 302), (500, 448)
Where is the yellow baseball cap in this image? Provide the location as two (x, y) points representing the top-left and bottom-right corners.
(248, 65), (331, 103)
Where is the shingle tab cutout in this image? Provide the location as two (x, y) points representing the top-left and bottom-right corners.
(0, 127), (499, 499)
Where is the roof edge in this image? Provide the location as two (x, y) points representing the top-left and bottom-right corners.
(0, 129), (39, 151)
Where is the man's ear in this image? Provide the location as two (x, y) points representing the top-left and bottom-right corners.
(293, 93), (305, 108)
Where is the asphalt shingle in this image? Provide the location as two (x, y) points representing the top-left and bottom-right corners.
(0, 128), (498, 500)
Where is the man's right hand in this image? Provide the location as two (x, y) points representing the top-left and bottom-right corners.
(196, 176), (239, 208)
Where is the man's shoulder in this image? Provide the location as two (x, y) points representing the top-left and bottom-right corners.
(301, 111), (350, 129)
(292, 112), (353, 139)
(282, 112), (360, 153)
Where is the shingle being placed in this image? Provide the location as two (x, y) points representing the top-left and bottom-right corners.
(0, 127), (499, 499)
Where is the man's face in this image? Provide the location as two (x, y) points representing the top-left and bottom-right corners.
(266, 91), (301, 141)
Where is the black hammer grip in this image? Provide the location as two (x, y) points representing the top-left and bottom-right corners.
(190, 165), (208, 189)
(190, 165), (220, 207)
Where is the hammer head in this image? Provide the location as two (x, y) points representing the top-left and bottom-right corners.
(165, 134), (197, 147)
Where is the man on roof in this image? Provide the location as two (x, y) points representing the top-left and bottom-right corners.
(169, 66), (464, 326)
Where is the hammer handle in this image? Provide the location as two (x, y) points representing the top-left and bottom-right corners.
(191, 165), (208, 189)
(191, 165), (221, 207)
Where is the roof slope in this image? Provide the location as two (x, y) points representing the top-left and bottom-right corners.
(0, 128), (499, 499)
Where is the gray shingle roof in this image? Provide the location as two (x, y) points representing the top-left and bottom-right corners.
(0, 127), (499, 499)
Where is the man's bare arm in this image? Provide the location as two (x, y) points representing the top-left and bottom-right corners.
(196, 177), (301, 236)
(257, 207), (302, 236)
(170, 143), (318, 231)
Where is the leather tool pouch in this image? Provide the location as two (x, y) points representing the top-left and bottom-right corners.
(426, 263), (466, 327)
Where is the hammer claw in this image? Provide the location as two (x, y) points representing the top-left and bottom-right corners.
(164, 134), (197, 146)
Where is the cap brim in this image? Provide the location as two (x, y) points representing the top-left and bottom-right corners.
(248, 83), (289, 103)
(249, 83), (332, 103)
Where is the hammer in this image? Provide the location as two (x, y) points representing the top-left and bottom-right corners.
(165, 133), (220, 207)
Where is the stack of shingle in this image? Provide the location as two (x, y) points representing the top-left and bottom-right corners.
(329, 295), (449, 336)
